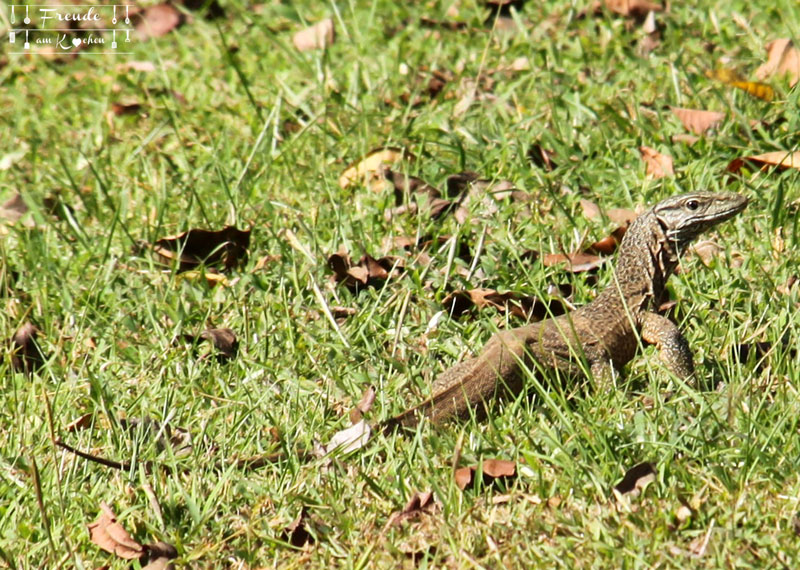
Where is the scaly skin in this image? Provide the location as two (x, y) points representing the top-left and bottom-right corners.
(383, 192), (748, 430)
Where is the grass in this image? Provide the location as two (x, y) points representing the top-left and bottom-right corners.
(2, 0), (800, 567)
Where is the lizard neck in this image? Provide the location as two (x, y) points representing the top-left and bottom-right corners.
(597, 210), (679, 313)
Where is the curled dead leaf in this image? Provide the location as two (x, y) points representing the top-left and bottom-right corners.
(0, 193), (29, 225)
(442, 288), (566, 321)
(542, 251), (608, 273)
(755, 39), (800, 87)
(10, 322), (46, 374)
(293, 18), (335, 52)
(727, 151), (800, 174)
(670, 107), (725, 135)
(339, 147), (414, 189)
(349, 385), (377, 424)
(328, 252), (404, 291)
(639, 146), (674, 179)
(141, 541), (178, 570)
(88, 502), (145, 559)
(147, 226), (250, 272)
(455, 459), (517, 491)
(135, 3), (184, 39)
(613, 462), (656, 499)
(586, 226), (628, 255)
(281, 508), (314, 547)
(182, 328), (238, 361)
(383, 490), (435, 530)
(325, 419), (371, 455)
(602, 0), (664, 18)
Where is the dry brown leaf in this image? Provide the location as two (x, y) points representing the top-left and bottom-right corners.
(281, 508), (314, 547)
(325, 419), (371, 455)
(455, 459), (517, 491)
(111, 101), (144, 116)
(65, 413), (94, 433)
(671, 133), (700, 145)
(670, 107), (725, 135)
(613, 462), (656, 499)
(442, 288), (566, 321)
(182, 328), (238, 361)
(147, 226), (250, 272)
(328, 252), (404, 290)
(528, 144), (557, 171)
(580, 199), (601, 220)
(776, 275), (798, 296)
(293, 18), (335, 51)
(88, 502), (145, 560)
(756, 39), (800, 87)
(586, 226), (628, 255)
(691, 240), (722, 267)
(349, 385), (377, 423)
(383, 490), (435, 530)
(135, 3), (184, 39)
(339, 147), (413, 189)
(10, 322), (46, 374)
(542, 251), (608, 273)
(639, 146), (674, 178)
(602, 0), (663, 18)
(727, 151), (800, 174)
(141, 541), (178, 570)
(0, 193), (29, 224)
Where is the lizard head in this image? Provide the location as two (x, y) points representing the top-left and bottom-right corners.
(652, 192), (748, 250)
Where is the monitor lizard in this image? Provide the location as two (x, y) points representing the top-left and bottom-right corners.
(383, 192), (748, 430)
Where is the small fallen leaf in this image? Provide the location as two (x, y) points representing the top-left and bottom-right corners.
(88, 502), (145, 559)
(691, 240), (722, 267)
(141, 541), (178, 570)
(602, 0), (663, 18)
(328, 252), (404, 291)
(147, 226), (250, 272)
(639, 146), (674, 178)
(281, 508), (314, 547)
(325, 419), (371, 455)
(181, 328), (238, 361)
(135, 3), (184, 39)
(585, 226), (628, 255)
(727, 151), (800, 174)
(10, 322), (46, 374)
(349, 385), (377, 423)
(455, 459), (517, 491)
(527, 144), (557, 171)
(383, 490), (435, 530)
(776, 275), (798, 296)
(613, 462), (656, 499)
(293, 18), (335, 52)
(0, 193), (29, 224)
(670, 107), (725, 135)
(755, 39), (800, 87)
(111, 101), (144, 116)
(542, 251), (608, 273)
(339, 147), (413, 189)
(442, 288), (566, 321)
(65, 413), (94, 433)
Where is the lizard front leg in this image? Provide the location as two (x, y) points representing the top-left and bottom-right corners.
(640, 312), (694, 379)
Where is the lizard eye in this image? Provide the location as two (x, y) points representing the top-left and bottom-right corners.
(686, 199), (699, 211)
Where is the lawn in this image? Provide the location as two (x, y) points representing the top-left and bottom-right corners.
(2, 0), (800, 567)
